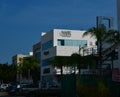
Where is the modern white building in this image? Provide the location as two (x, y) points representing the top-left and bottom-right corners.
(40, 29), (97, 87)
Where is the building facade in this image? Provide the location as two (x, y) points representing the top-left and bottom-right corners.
(40, 29), (97, 87)
(33, 42), (41, 63)
(12, 52), (33, 83)
(117, 0), (120, 68)
(12, 54), (26, 83)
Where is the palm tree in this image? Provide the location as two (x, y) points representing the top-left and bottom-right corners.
(83, 24), (120, 75)
(70, 53), (96, 75)
(70, 53), (83, 74)
(18, 56), (40, 83)
(105, 29), (120, 45)
(104, 29), (120, 69)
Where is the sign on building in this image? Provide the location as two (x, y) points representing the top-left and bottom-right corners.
(112, 68), (120, 82)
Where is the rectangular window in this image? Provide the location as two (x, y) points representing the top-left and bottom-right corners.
(61, 40), (64, 46)
(57, 39), (87, 47)
(42, 58), (52, 66)
(42, 40), (53, 51)
(43, 68), (50, 74)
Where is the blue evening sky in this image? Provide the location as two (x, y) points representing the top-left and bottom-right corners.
(0, 0), (117, 64)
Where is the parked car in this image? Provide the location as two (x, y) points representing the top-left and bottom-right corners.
(18, 84), (39, 95)
(7, 84), (17, 95)
(8, 83), (39, 96)
(7, 83), (27, 95)
(0, 83), (9, 91)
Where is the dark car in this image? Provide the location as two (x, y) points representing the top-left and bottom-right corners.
(7, 83), (19, 95)
(19, 84), (39, 95)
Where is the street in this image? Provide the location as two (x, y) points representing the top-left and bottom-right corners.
(0, 92), (24, 97)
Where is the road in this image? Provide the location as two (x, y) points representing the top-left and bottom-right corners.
(0, 92), (24, 97)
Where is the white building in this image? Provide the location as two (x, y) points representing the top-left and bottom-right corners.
(40, 29), (97, 87)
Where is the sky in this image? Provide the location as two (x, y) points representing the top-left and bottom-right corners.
(0, 0), (117, 64)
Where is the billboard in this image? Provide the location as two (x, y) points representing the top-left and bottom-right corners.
(112, 68), (120, 82)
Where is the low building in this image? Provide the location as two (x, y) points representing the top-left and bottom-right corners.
(12, 52), (33, 83)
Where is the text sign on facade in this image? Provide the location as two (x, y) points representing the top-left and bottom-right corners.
(59, 31), (71, 37)
(112, 68), (120, 82)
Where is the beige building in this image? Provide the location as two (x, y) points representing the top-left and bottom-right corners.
(12, 53), (33, 83)
(12, 54), (26, 66)
(12, 54), (26, 83)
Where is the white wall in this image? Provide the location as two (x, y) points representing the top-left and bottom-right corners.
(40, 29), (97, 76)
(56, 46), (79, 56)
(53, 29), (96, 47)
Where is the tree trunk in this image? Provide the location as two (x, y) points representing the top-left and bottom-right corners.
(61, 66), (63, 75)
(99, 41), (102, 76)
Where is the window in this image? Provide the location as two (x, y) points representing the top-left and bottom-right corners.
(42, 58), (52, 66)
(58, 39), (87, 47)
(43, 68), (50, 74)
(58, 40), (64, 46)
(35, 52), (41, 63)
(42, 40), (53, 51)
(44, 51), (49, 55)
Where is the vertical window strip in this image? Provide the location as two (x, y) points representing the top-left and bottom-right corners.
(42, 40), (53, 51)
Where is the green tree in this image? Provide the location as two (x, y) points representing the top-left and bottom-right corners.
(83, 55), (96, 69)
(69, 53), (96, 75)
(83, 24), (120, 75)
(105, 29), (120, 69)
(70, 53), (83, 74)
(0, 64), (9, 83)
(0, 63), (17, 83)
(19, 56), (40, 83)
(7, 64), (17, 82)
(49, 56), (69, 75)
(105, 29), (120, 44)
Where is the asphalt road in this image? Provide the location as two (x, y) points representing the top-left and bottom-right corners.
(0, 95), (24, 97)
(0, 92), (24, 97)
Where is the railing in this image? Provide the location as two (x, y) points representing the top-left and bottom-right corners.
(102, 43), (119, 56)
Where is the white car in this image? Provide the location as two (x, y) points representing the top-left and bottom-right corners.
(0, 84), (9, 91)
